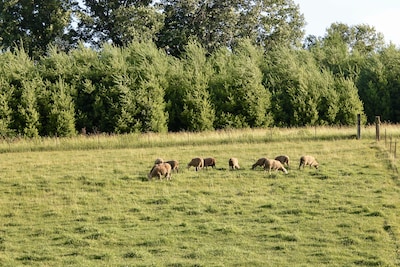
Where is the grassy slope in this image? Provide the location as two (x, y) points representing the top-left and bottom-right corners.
(0, 128), (399, 266)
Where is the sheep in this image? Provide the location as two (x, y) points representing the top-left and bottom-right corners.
(264, 159), (288, 174)
(165, 160), (179, 173)
(299, 155), (319, 169)
(228, 157), (240, 170)
(274, 155), (290, 168)
(187, 157), (204, 171)
(154, 158), (164, 164)
(252, 157), (268, 170)
(203, 157), (216, 169)
(148, 162), (172, 180)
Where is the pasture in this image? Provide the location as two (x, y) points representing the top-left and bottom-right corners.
(0, 126), (399, 266)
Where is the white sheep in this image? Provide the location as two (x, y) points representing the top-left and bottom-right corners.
(228, 157), (240, 170)
(264, 159), (288, 174)
(148, 162), (172, 180)
(299, 155), (319, 169)
(154, 158), (164, 164)
(252, 157), (268, 170)
(187, 157), (204, 171)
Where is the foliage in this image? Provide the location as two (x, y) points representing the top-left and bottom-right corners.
(0, 2), (400, 135)
(157, 0), (305, 56)
(264, 47), (338, 126)
(77, 0), (159, 48)
(325, 23), (385, 54)
(114, 41), (169, 133)
(357, 45), (400, 123)
(0, 0), (74, 58)
(0, 78), (14, 137)
(47, 78), (77, 137)
(210, 39), (272, 128)
(179, 40), (215, 131)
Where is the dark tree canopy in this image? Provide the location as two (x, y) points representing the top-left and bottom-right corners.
(157, 0), (305, 56)
(76, 0), (162, 48)
(0, 0), (74, 58)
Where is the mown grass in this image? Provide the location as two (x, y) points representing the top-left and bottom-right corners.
(0, 126), (399, 266)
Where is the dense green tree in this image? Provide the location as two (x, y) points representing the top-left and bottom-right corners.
(357, 55), (389, 123)
(325, 23), (385, 54)
(309, 23), (385, 82)
(164, 57), (186, 131)
(157, 0), (305, 56)
(77, 0), (161, 48)
(47, 78), (77, 137)
(0, 48), (41, 136)
(334, 77), (364, 125)
(316, 71), (339, 125)
(357, 45), (400, 123)
(114, 41), (168, 133)
(210, 39), (272, 129)
(0, 0), (75, 58)
(182, 41), (215, 131)
(379, 45), (400, 122)
(165, 40), (214, 131)
(247, 0), (305, 49)
(264, 48), (316, 126)
(0, 78), (14, 137)
(263, 47), (352, 126)
(64, 43), (125, 133)
(18, 79), (42, 137)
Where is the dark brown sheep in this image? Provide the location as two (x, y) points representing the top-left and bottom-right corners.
(187, 157), (204, 171)
(166, 160), (179, 173)
(252, 157), (268, 169)
(148, 162), (172, 180)
(228, 157), (240, 170)
(203, 157), (216, 169)
(275, 155), (290, 168)
(299, 155), (319, 169)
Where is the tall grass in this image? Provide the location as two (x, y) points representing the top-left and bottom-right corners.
(1, 124), (400, 153)
(0, 126), (399, 266)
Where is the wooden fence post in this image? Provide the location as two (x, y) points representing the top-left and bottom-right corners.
(385, 129), (387, 147)
(375, 116), (380, 141)
(357, 114), (361, 140)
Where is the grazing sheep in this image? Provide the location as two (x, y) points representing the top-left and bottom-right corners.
(299, 155), (319, 169)
(166, 160), (179, 173)
(228, 157), (240, 170)
(148, 162), (172, 180)
(275, 155), (290, 168)
(203, 157), (216, 169)
(154, 158), (164, 164)
(187, 157), (204, 171)
(252, 157), (268, 170)
(264, 159), (288, 174)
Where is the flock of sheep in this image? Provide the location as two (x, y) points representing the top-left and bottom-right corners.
(148, 155), (319, 180)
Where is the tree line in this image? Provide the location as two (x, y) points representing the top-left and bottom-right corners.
(0, 0), (399, 137)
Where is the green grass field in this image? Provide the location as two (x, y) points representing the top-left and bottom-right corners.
(0, 126), (399, 266)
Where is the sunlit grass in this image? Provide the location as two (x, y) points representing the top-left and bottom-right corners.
(0, 126), (399, 266)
